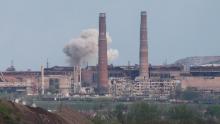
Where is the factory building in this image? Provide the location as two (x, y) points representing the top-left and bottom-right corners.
(149, 80), (179, 100)
(109, 77), (133, 97)
(72, 66), (82, 94)
(109, 77), (179, 100)
(149, 65), (184, 80)
(1, 63), (219, 99)
(0, 66), (79, 96)
(181, 65), (220, 93)
(0, 71), (40, 95)
(190, 65), (220, 77)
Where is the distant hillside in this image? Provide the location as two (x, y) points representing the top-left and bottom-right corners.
(173, 56), (220, 71)
(0, 100), (92, 124)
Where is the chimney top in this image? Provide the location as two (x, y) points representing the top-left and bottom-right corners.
(141, 11), (147, 15)
(99, 13), (106, 17)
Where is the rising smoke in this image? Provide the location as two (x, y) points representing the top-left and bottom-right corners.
(63, 28), (119, 66)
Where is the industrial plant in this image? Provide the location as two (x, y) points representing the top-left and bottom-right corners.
(1, 11), (220, 101)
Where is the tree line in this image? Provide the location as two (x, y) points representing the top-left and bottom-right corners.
(90, 102), (220, 124)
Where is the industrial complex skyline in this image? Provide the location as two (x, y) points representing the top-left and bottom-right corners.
(1, 9), (220, 105)
(1, 1), (220, 124)
(0, 0), (220, 70)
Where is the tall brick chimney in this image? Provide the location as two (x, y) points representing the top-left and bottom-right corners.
(98, 13), (108, 94)
(139, 11), (149, 79)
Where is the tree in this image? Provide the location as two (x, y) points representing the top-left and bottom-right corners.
(127, 102), (159, 124)
(114, 104), (127, 124)
(206, 105), (220, 119)
(182, 87), (200, 101)
(168, 105), (202, 124)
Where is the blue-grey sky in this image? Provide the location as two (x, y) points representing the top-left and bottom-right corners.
(0, 0), (220, 71)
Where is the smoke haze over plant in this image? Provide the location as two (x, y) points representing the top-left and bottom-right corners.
(63, 28), (119, 66)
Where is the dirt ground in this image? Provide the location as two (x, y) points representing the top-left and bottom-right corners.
(0, 100), (93, 124)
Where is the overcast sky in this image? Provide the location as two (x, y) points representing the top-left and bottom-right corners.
(0, 0), (220, 71)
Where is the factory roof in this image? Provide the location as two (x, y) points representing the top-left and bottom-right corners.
(190, 65), (220, 72)
(44, 66), (74, 72)
(149, 65), (184, 71)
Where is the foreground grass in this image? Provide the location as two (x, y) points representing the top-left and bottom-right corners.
(90, 102), (220, 124)
(0, 100), (21, 124)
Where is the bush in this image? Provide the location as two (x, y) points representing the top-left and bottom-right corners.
(127, 102), (159, 124)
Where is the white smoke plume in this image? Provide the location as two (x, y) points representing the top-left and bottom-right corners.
(108, 48), (119, 62)
(63, 28), (119, 66)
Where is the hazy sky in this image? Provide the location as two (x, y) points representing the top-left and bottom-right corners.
(0, 0), (220, 71)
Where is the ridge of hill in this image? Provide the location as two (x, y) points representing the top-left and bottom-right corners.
(0, 100), (92, 124)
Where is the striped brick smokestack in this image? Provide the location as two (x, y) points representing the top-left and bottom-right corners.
(139, 11), (149, 79)
(98, 13), (108, 94)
